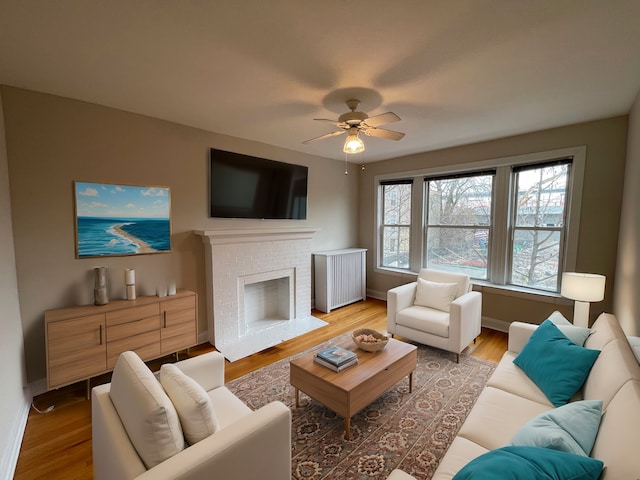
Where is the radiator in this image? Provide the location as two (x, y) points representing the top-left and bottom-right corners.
(313, 248), (367, 313)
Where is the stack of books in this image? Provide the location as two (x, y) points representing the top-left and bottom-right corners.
(313, 345), (358, 372)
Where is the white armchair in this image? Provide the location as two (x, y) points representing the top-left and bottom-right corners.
(92, 350), (291, 480)
(387, 269), (482, 362)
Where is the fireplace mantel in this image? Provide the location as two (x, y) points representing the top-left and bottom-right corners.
(194, 227), (318, 245)
(194, 227), (326, 361)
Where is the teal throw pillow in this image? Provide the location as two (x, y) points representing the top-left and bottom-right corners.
(513, 320), (600, 406)
(452, 446), (604, 480)
(511, 400), (603, 456)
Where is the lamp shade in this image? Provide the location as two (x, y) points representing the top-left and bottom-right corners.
(561, 272), (606, 302)
(343, 127), (365, 154)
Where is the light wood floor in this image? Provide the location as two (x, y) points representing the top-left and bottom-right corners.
(14, 298), (507, 479)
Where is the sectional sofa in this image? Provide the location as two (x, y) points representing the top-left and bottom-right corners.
(389, 312), (640, 479)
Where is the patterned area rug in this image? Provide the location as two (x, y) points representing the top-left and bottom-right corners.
(226, 336), (495, 479)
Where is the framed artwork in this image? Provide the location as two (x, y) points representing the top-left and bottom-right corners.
(74, 181), (171, 258)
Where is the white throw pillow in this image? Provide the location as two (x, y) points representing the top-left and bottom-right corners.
(109, 351), (185, 469)
(414, 278), (458, 312)
(160, 363), (220, 445)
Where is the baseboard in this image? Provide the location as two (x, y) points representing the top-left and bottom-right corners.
(0, 386), (31, 480)
(481, 316), (510, 333)
(29, 377), (47, 398)
(366, 289), (386, 301)
(197, 330), (210, 346)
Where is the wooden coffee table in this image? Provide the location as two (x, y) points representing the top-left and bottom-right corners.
(289, 337), (417, 440)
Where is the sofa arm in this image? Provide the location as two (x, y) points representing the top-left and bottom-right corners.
(387, 282), (417, 332)
(175, 350), (225, 391)
(508, 321), (538, 353)
(136, 401), (292, 480)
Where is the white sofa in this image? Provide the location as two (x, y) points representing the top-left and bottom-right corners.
(388, 312), (640, 479)
(387, 269), (482, 362)
(92, 351), (291, 480)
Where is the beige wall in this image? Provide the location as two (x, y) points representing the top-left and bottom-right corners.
(0, 91), (28, 476)
(2, 86), (360, 384)
(615, 91), (640, 336)
(359, 116), (628, 326)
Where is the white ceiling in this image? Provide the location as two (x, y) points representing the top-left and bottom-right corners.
(1, 1), (640, 163)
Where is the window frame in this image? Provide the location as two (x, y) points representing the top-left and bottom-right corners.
(374, 146), (586, 297)
(379, 179), (413, 270)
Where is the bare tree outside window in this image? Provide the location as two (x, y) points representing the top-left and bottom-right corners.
(425, 173), (493, 279)
(381, 182), (412, 269)
(510, 163), (569, 291)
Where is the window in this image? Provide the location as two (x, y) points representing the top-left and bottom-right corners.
(509, 161), (570, 291)
(375, 146), (585, 296)
(425, 171), (494, 280)
(380, 180), (412, 269)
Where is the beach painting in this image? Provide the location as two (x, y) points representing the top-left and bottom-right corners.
(74, 181), (171, 258)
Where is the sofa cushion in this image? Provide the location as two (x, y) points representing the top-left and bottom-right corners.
(457, 386), (551, 451)
(514, 320), (600, 406)
(414, 278), (458, 312)
(160, 363), (220, 445)
(109, 351), (185, 469)
(452, 446), (603, 480)
(487, 352), (555, 406)
(510, 400), (602, 456)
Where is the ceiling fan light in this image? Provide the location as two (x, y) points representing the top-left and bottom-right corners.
(343, 128), (365, 154)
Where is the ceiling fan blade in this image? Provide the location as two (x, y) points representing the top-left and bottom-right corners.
(302, 129), (346, 144)
(313, 118), (340, 124)
(363, 127), (405, 141)
(362, 111), (401, 128)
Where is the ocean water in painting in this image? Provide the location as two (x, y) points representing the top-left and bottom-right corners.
(77, 217), (171, 257)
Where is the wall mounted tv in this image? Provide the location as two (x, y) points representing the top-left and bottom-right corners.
(209, 148), (308, 219)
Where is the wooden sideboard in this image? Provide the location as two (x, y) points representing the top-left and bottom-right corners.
(45, 289), (198, 392)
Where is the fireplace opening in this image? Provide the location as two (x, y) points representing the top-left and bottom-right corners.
(242, 276), (292, 335)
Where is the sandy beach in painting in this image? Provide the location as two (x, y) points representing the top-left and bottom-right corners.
(112, 224), (157, 253)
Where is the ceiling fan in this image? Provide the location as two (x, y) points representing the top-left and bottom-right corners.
(303, 99), (405, 154)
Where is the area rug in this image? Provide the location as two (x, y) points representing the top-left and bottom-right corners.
(226, 336), (496, 479)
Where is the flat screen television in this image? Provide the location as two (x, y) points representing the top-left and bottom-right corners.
(209, 148), (308, 219)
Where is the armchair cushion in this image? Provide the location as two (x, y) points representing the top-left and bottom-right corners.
(397, 305), (451, 337)
(160, 363), (220, 445)
(109, 351), (185, 469)
(414, 278), (458, 312)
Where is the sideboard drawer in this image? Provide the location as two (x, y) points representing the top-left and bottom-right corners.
(107, 330), (161, 369)
(106, 303), (159, 327)
(107, 315), (160, 342)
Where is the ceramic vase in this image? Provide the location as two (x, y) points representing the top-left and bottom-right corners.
(94, 266), (109, 305)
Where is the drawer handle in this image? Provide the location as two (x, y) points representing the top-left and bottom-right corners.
(99, 325), (103, 345)
(163, 311), (167, 328)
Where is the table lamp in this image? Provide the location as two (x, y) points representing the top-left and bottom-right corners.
(560, 272), (606, 327)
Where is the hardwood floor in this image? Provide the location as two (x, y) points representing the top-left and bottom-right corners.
(14, 298), (507, 479)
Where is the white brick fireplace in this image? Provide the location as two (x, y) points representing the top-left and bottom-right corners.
(195, 227), (326, 361)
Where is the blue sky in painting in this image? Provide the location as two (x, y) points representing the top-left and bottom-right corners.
(75, 182), (170, 219)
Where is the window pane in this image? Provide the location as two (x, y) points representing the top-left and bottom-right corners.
(428, 175), (493, 226)
(515, 164), (568, 227)
(382, 226), (410, 268)
(426, 227), (488, 279)
(383, 183), (412, 225)
(511, 229), (560, 291)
